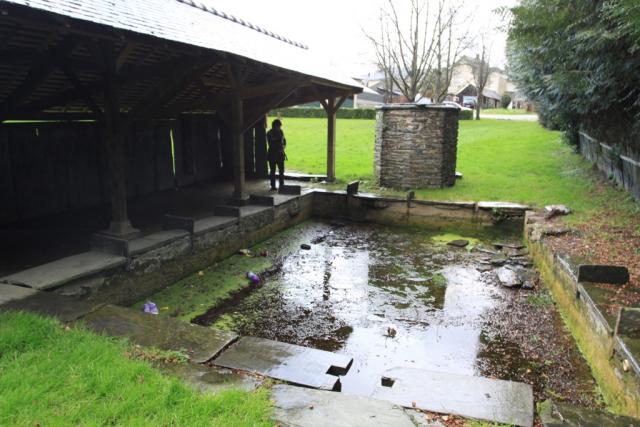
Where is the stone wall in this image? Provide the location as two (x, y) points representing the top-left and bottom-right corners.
(374, 104), (459, 189)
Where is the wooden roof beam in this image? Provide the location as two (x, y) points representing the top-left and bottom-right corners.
(1, 35), (79, 111)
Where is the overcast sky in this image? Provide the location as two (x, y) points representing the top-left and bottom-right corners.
(207, 0), (519, 77)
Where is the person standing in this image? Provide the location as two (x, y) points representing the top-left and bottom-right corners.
(266, 119), (286, 190)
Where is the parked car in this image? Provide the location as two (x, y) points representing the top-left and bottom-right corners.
(442, 100), (473, 111)
(462, 96), (477, 109)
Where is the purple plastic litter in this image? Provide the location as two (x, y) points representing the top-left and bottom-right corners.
(247, 271), (261, 284)
(143, 301), (159, 315)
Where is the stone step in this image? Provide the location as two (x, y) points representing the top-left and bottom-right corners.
(81, 305), (238, 363)
(369, 367), (534, 427)
(0, 283), (38, 305)
(0, 251), (126, 290)
(212, 336), (353, 391)
(272, 384), (415, 427)
(193, 215), (237, 235)
(0, 290), (103, 322)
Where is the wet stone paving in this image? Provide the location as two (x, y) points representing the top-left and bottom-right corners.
(168, 220), (599, 406)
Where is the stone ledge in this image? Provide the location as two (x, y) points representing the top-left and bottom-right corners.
(525, 210), (640, 416)
(128, 230), (190, 256)
(0, 251), (126, 290)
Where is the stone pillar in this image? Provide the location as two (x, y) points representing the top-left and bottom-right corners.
(374, 104), (459, 190)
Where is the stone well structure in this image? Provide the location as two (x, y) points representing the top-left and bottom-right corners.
(374, 104), (459, 189)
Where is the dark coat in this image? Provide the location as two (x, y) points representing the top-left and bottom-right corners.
(267, 128), (286, 162)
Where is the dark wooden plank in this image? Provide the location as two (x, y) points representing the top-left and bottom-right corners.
(0, 126), (18, 224)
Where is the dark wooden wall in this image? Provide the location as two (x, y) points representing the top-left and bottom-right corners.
(0, 115), (268, 225)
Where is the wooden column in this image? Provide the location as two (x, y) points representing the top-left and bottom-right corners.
(327, 104), (337, 182)
(254, 116), (268, 178)
(101, 43), (138, 238)
(321, 95), (347, 182)
(231, 92), (248, 201)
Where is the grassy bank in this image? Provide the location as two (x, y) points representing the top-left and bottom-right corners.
(277, 117), (638, 224)
(0, 311), (273, 426)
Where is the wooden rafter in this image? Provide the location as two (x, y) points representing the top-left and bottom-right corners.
(1, 35), (79, 111)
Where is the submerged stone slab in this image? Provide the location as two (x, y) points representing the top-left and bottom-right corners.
(0, 251), (126, 290)
(161, 363), (261, 394)
(0, 291), (102, 322)
(212, 336), (352, 390)
(0, 283), (38, 304)
(578, 264), (630, 285)
(272, 384), (415, 427)
(539, 399), (639, 427)
(81, 305), (238, 363)
(371, 367), (534, 427)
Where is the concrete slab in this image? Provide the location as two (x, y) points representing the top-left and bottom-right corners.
(81, 305), (238, 363)
(0, 283), (38, 304)
(212, 336), (353, 391)
(161, 363), (261, 394)
(193, 216), (237, 234)
(128, 230), (190, 255)
(0, 251), (126, 290)
(272, 384), (415, 427)
(370, 367), (534, 427)
(0, 291), (102, 322)
(478, 201), (530, 210)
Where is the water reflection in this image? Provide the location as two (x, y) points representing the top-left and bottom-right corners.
(207, 222), (506, 394)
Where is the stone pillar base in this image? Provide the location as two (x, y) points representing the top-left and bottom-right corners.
(99, 220), (141, 240)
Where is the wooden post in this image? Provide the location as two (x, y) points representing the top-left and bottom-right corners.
(231, 92), (248, 201)
(254, 115), (268, 178)
(101, 43), (138, 238)
(326, 100), (337, 182)
(320, 95), (347, 182)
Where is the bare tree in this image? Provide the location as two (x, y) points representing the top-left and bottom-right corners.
(471, 37), (491, 120)
(366, 0), (440, 102)
(430, 1), (474, 102)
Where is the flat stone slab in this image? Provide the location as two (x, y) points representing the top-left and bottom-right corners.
(0, 251), (126, 290)
(272, 384), (415, 427)
(81, 305), (238, 363)
(193, 215), (237, 234)
(0, 291), (102, 322)
(212, 336), (352, 391)
(578, 264), (629, 285)
(370, 367), (534, 427)
(161, 363), (261, 394)
(478, 201), (530, 210)
(617, 307), (640, 338)
(128, 230), (190, 255)
(238, 205), (273, 217)
(539, 399), (640, 427)
(0, 283), (38, 304)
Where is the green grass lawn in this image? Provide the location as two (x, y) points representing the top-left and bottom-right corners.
(278, 117), (637, 224)
(0, 311), (273, 426)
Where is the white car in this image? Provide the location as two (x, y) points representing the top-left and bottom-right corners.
(442, 101), (473, 111)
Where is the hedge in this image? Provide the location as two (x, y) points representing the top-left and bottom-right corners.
(271, 107), (376, 120)
(459, 109), (473, 120)
(272, 107), (472, 121)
